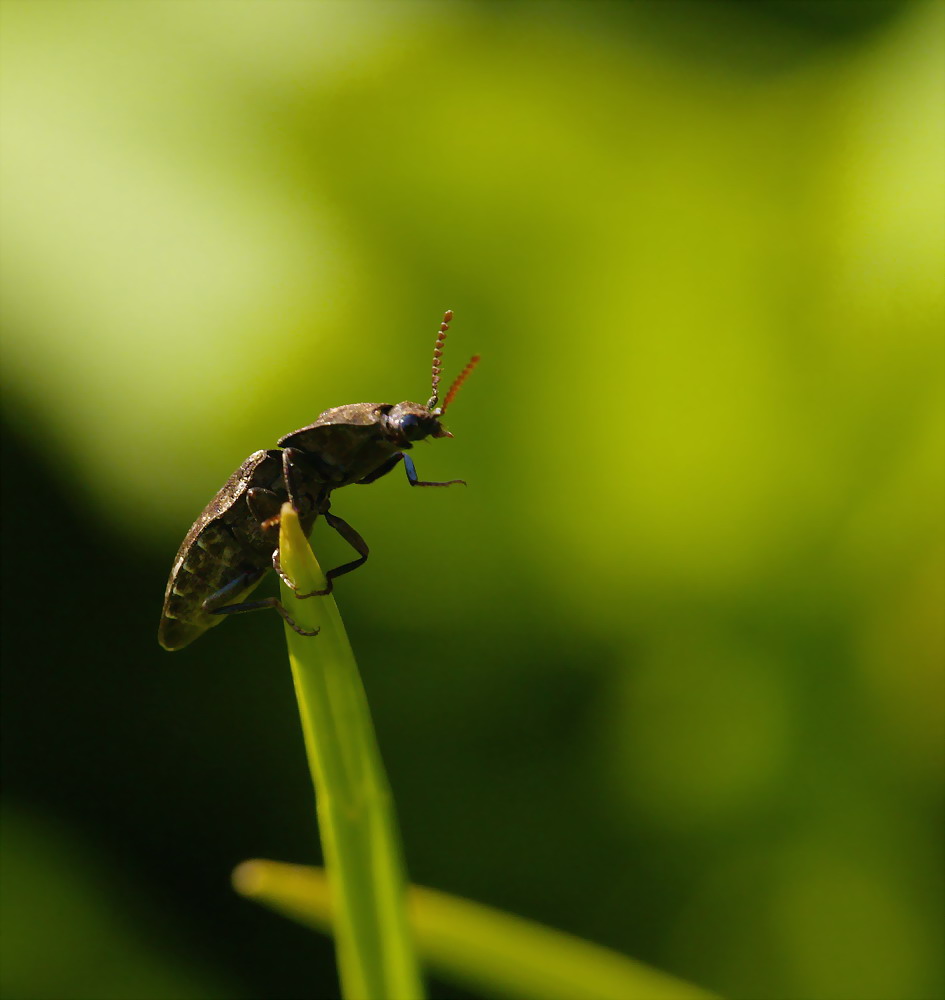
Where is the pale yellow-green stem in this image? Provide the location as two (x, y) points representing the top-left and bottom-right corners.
(273, 502), (423, 1000)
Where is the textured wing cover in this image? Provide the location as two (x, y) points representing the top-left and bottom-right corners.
(158, 450), (283, 650)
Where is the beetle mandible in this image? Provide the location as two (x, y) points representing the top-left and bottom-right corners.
(158, 310), (479, 650)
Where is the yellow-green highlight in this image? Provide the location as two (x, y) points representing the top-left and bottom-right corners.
(277, 503), (424, 1000)
(233, 860), (718, 1000)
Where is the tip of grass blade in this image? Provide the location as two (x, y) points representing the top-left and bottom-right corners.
(277, 501), (352, 651)
(279, 502), (328, 594)
(231, 860), (267, 897)
(232, 861), (336, 943)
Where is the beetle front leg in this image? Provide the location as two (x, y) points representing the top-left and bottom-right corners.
(245, 487), (284, 539)
(266, 447), (327, 589)
(356, 452), (404, 485)
(402, 453), (466, 487)
(282, 447), (331, 512)
(269, 450), (322, 594)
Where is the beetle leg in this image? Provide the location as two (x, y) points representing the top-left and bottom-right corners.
(271, 548), (300, 592)
(282, 447), (332, 512)
(203, 570), (319, 636)
(200, 567), (267, 610)
(402, 453), (466, 487)
(271, 547), (323, 595)
(272, 511), (369, 598)
(321, 511), (370, 590)
(356, 452), (404, 485)
(270, 543), (339, 598)
(210, 596), (319, 637)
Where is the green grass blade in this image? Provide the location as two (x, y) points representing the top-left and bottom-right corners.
(274, 503), (424, 1000)
(233, 860), (719, 1000)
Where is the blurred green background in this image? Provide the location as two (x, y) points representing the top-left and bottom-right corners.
(1, 2), (942, 998)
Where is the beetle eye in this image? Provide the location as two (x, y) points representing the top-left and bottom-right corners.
(400, 413), (425, 440)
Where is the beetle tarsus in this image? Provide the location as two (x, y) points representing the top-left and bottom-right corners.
(208, 595), (320, 637)
(402, 453), (466, 487)
(271, 548), (333, 599)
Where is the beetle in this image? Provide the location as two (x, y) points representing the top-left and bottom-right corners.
(158, 310), (478, 651)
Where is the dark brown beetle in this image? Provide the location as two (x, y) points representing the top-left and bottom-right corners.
(159, 310), (478, 650)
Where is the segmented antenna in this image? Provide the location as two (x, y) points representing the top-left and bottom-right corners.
(439, 354), (481, 415)
(427, 309), (453, 410)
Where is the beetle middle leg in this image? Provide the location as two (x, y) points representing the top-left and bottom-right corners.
(272, 510), (370, 598)
(273, 445), (363, 598)
(204, 569), (319, 637)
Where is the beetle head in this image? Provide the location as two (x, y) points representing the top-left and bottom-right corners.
(385, 402), (449, 446)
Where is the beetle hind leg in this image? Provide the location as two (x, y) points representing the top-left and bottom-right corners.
(202, 569), (319, 637)
(208, 596), (319, 637)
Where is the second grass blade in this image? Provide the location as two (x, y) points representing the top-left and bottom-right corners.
(234, 860), (719, 1000)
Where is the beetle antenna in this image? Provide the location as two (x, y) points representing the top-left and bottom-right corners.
(439, 355), (481, 415)
(427, 309), (453, 410)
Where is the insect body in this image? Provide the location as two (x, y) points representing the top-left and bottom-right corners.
(159, 310), (478, 651)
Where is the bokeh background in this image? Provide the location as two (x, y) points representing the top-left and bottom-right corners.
(2, 2), (943, 998)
